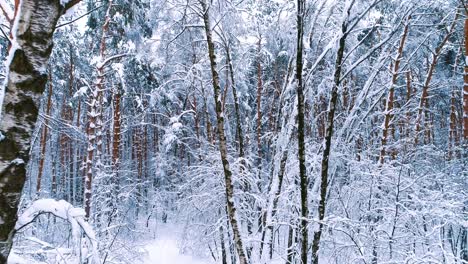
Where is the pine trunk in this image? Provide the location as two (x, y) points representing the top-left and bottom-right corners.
(36, 68), (53, 195)
(415, 15), (457, 144)
(110, 86), (121, 216)
(379, 18), (410, 163)
(84, 0), (112, 219)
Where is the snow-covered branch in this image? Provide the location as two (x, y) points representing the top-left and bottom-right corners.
(15, 199), (100, 264)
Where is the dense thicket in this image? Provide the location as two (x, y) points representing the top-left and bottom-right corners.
(0, 0), (467, 263)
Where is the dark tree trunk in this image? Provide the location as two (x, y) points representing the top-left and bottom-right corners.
(311, 7), (350, 264)
(220, 225), (228, 264)
(225, 45), (245, 159)
(295, 0), (308, 263)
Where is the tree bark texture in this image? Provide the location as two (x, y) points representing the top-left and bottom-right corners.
(200, 1), (248, 264)
(0, 0), (75, 260)
(295, 1), (308, 263)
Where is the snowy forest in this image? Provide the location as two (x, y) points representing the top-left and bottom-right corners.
(0, 0), (467, 263)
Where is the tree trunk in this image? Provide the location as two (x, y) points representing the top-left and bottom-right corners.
(448, 90), (458, 160)
(59, 91), (72, 196)
(295, 0), (308, 263)
(464, 16), (468, 140)
(311, 6), (350, 264)
(260, 136), (290, 261)
(260, 57), (294, 261)
(200, 1), (248, 264)
(225, 45), (245, 159)
(110, 85), (121, 219)
(84, 85), (97, 219)
(415, 14), (457, 144)
(0, 0), (77, 260)
(256, 38), (263, 164)
(286, 223), (296, 264)
(84, 0), (112, 219)
(379, 17), (410, 163)
(36, 68), (53, 195)
(405, 71), (412, 142)
(220, 225), (228, 264)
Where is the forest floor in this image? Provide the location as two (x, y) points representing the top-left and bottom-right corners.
(143, 224), (212, 264)
(140, 223), (289, 264)
(143, 237), (210, 264)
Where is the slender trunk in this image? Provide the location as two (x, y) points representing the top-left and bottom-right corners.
(260, 59), (294, 261)
(458, 17), (468, 254)
(226, 45), (245, 159)
(296, 0), (308, 262)
(296, 1), (308, 262)
(260, 139), (290, 261)
(74, 98), (82, 205)
(415, 14), (457, 144)
(405, 71), (412, 142)
(134, 126), (144, 215)
(311, 9), (349, 264)
(286, 223), (295, 264)
(66, 44), (75, 199)
(192, 95), (202, 159)
(201, 1), (248, 263)
(449, 91), (458, 160)
(57, 110), (68, 195)
(58, 57), (74, 196)
(464, 16), (468, 140)
(153, 114), (159, 153)
(220, 225), (228, 264)
(226, 43), (251, 255)
(256, 38), (263, 163)
(201, 81), (212, 144)
(36, 68), (53, 195)
(222, 70), (229, 114)
(380, 18), (410, 163)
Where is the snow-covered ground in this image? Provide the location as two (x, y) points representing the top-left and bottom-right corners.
(144, 238), (210, 264)
(142, 223), (212, 264)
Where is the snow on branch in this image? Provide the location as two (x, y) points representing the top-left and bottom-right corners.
(96, 53), (132, 69)
(15, 199), (100, 264)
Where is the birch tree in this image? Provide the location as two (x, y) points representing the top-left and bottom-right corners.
(0, 0), (80, 261)
(200, 0), (248, 263)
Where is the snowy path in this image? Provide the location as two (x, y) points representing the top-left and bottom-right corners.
(144, 235), (211, 264)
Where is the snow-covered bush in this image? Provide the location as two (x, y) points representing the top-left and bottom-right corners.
(11, 199), (99, 264)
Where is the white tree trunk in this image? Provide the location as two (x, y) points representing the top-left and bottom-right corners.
(0, 0), (74, 261)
